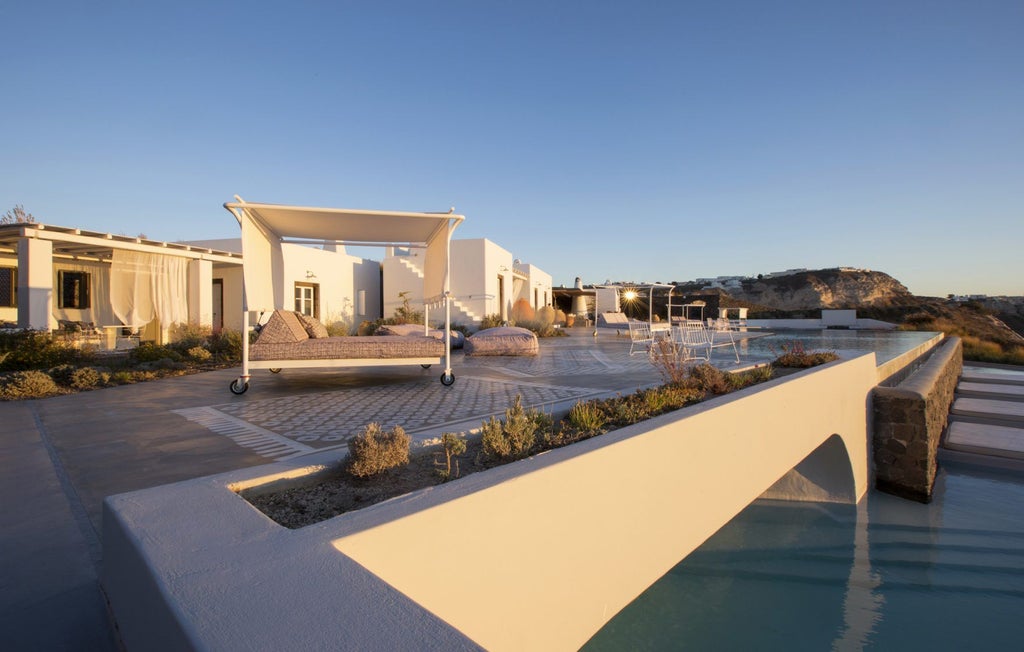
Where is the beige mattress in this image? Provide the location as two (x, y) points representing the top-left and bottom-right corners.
(251, 335), (443, 361)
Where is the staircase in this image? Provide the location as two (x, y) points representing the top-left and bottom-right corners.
(393, 257), (484, 326)
(944, 366), (1024, 460)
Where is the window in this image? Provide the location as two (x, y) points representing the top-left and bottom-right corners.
(0, 267), (15, 307)
(294, 282), (319, 318)
(58, 270), (90, 309)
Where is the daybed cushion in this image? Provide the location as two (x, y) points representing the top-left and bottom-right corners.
(250, 335), (443, 361)
(377, 323), (465, 349)
(295, 312), (330, 338)
(256, 311), (309, 345)
(464, 326), (538, 357)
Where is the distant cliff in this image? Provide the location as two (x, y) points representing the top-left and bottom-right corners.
(727, 269), (913, 311)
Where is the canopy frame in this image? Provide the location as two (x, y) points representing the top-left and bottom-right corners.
(224, 196), (465, 392)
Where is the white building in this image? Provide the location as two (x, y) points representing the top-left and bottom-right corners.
(0, 223), (549, 343)
(383, 238), (552, 326)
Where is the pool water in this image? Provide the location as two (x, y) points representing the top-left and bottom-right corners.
(583, 462), (1024, 650)
(737, 329), (940, 365)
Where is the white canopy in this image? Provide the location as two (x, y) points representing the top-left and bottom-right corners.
(224, 198), (465, 312)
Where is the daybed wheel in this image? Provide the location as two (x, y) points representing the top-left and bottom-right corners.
(440, 372), (455, 386)
(421, 364), (432, 369)
(229, 379), (249, 395)
(269, 368), (282, 373)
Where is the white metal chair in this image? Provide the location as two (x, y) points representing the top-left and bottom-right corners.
(627, 320), (655, 355)
(671, 320), (713, 362)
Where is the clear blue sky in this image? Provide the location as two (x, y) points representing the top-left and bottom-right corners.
(3, 1), (1021, 297)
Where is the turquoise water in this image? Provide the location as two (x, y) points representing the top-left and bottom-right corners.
(738, 329), (940, 365)
(584, 461), (1024, 650)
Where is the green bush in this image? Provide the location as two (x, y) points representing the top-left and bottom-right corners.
(567, 399), (607, 435)
(69, 366), (102, 386)
(726, 364), (774, 390)
(168, 323), (211, 353)
(347, 423), (411, 478)
(129, 343), (182, 364)
(208, 329), (242, 362)
(686, 363), (730, 395)
(186, 346), (212, 363)
(772, 341), (839, 368)
(0, 370), (61, 399)
(109, 370), (136, 385)
(481, 395), (546, 461)
(48, 364), (78, 387)
(479, 314), (504, 330)
(0, 332), (84, 371)
(435, 432), (467, 481)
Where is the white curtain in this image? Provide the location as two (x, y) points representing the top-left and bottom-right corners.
(110, 250), (189, 328)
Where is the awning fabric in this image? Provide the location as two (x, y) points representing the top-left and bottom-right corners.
(225, 199), (464, 312)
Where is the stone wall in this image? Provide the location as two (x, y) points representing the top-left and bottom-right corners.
(872, 337), (962, 502)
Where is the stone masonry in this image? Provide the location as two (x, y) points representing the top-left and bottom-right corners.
(872, 337), (962, 502)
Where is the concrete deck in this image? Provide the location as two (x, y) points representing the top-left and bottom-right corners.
(0, 329), (767, 650)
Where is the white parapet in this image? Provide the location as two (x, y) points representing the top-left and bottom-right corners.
(103, 353), (879, 651)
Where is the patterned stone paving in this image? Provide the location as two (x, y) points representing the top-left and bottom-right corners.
(208, 375), (608, 449)
(467, 344), (655, 378)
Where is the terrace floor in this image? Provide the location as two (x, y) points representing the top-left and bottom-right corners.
(0, 328), (765, 650)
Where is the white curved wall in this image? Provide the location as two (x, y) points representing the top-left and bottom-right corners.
(333, 353), (878, 651)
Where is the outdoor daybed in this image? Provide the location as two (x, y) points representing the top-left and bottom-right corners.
(251, 310), (444, 364)
(224, 197), (464, 394)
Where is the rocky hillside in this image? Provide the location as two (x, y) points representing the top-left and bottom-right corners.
(727, 269), (913, 311)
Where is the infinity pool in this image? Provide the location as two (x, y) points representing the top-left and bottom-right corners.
(736, 328), (940, 365)
(584, 457), (1024, 649)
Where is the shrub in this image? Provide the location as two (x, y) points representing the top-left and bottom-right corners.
(0, 332), (84, 371)
(480, 314), (503, 330)
(168, 323), (211, 353)
(347, 423), (411, 478)
(109, 370), (136, 385)
(511, 298), (535, 322)
(772, 341), (839, 368)
(648, 337), (689, 386)
(537, 305), (556, 327)
(69, 367), (103, 390)
(514, 319), (565, 337)
(567, 399), (607, 435)
(0, 370), (61, 399)
(686, 363), (730, 395)
(481, 395), (546, 461)
(325, 321), (351, 337)
(726, 364), (774, 390)
(435, 432), (467, 481)
(48, 364), (78, 387)
(186, 346), (212, 363)
(129, 343), (182, 364)
(208, 329), (242, 362)
(555, 309), (567, 325)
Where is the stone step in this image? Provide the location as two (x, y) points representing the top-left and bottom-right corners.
(956, 382), (1024, 402)
(961, 366), (1024, 387)
(945, 420), (1024, 460)
(951, 397), (1024, 426)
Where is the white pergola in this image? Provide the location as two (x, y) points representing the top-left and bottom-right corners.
(0, 222), (241, 333)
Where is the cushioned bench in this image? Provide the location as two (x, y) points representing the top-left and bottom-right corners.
(464, 326), (539, 357)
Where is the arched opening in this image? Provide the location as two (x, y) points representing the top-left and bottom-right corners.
(761, 433), (858, 504)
